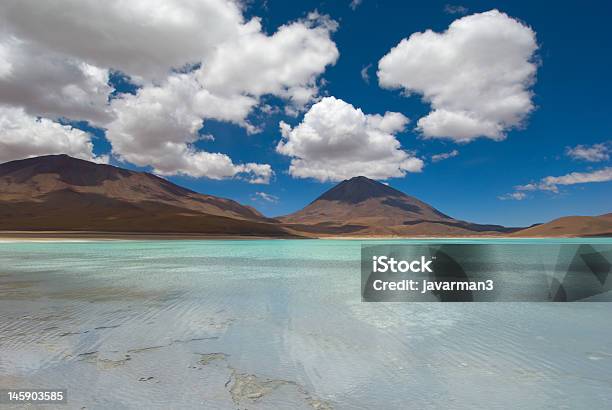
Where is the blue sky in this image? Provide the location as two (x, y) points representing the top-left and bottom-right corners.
(169, 0), (612, 225)
(1, 0), (611, 226)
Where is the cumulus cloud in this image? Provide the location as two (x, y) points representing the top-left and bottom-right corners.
(0, 0), (250, 81)
(195, 12), (339, 112)
(378, 10), (538, 142)
(106, 74), (270, 183)
(0, 1), (339, 181)
(105, 13), (337, 181)
(0, 0), (252, 122)
(276, 96), (424, 182)
(0, 105), (106, 163)
(0, 38), (113, 125)
(431, 149), (459, 162)
(566, 142), (610, 162)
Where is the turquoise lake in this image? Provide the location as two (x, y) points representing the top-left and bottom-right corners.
(1, 239), (611, 409)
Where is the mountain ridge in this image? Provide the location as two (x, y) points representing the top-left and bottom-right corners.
(0, 156), (609, 238)
(0, 154), (266, 220)
(0, 155), (291, 236)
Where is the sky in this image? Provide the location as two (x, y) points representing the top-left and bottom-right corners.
(0, 0), (611, 226)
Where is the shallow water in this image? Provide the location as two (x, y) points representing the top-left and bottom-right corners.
(1, 239), (611, 409)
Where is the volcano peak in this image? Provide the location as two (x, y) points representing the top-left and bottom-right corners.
(316, 176), (405, 204)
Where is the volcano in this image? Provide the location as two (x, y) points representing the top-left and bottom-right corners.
(280, 176), (515, 236)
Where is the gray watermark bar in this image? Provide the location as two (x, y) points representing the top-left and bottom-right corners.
(0, 389), (67, 404)
(361, 243), (612, 302)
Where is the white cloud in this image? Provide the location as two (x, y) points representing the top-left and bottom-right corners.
(0, 0), (250, 81)
(515, 182), (554, 192)
(431, 149), (459, 162)
(443, 4), (468, 15)
(195, 12), (339, 112)
(276, 96), (424, 182)
(498, 192), (526, 201)
(0, 43), (12, 77)
(0, 1), (340, 182)
(0, 0), (253, 122)
(253, 192), (279, 203)
(242, 164), (274, 185)
(511, 167), (612, 195)
(0, 105), (106, 163)
(566, 142), (610, 162)
(540, 168), (612, 190)
(378, 10), (538, 142)
(360, 63), (372, 84)
(106, 74), (270, 183)
(350, 0), (363, 11)
(0, 38), (113, 125)
(105, 13), (337, 181)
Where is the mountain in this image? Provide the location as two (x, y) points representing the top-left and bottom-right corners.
(510, 213), (612, 237)
(0, 155), (292, 237)
(280, 176), (515, 236)
(2, 157), (607, 238)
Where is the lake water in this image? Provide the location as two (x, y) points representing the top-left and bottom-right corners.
(1, 239), (612, 409)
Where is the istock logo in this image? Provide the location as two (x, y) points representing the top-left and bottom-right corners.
(372, 256), (434, 273)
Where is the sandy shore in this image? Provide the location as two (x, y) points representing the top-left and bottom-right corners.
(0, 231), (290, 241)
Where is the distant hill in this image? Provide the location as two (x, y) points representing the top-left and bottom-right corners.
(280, 176), (516, 236)
(510, 213), (612, 237)
(0, 155), (291, 236)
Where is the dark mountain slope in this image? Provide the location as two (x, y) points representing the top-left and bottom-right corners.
(281, 176), (515, 236)
(0, 155), (291, 236)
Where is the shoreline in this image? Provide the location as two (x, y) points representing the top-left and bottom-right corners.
(0, 230), (609, 241)
(0, 231), (294, 241)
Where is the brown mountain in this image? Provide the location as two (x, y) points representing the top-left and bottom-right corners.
(2, 156), (607, 238)
(280, 176), (515, 236)
(510, 213), (612, 237)
(0, 155), (292, 237)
